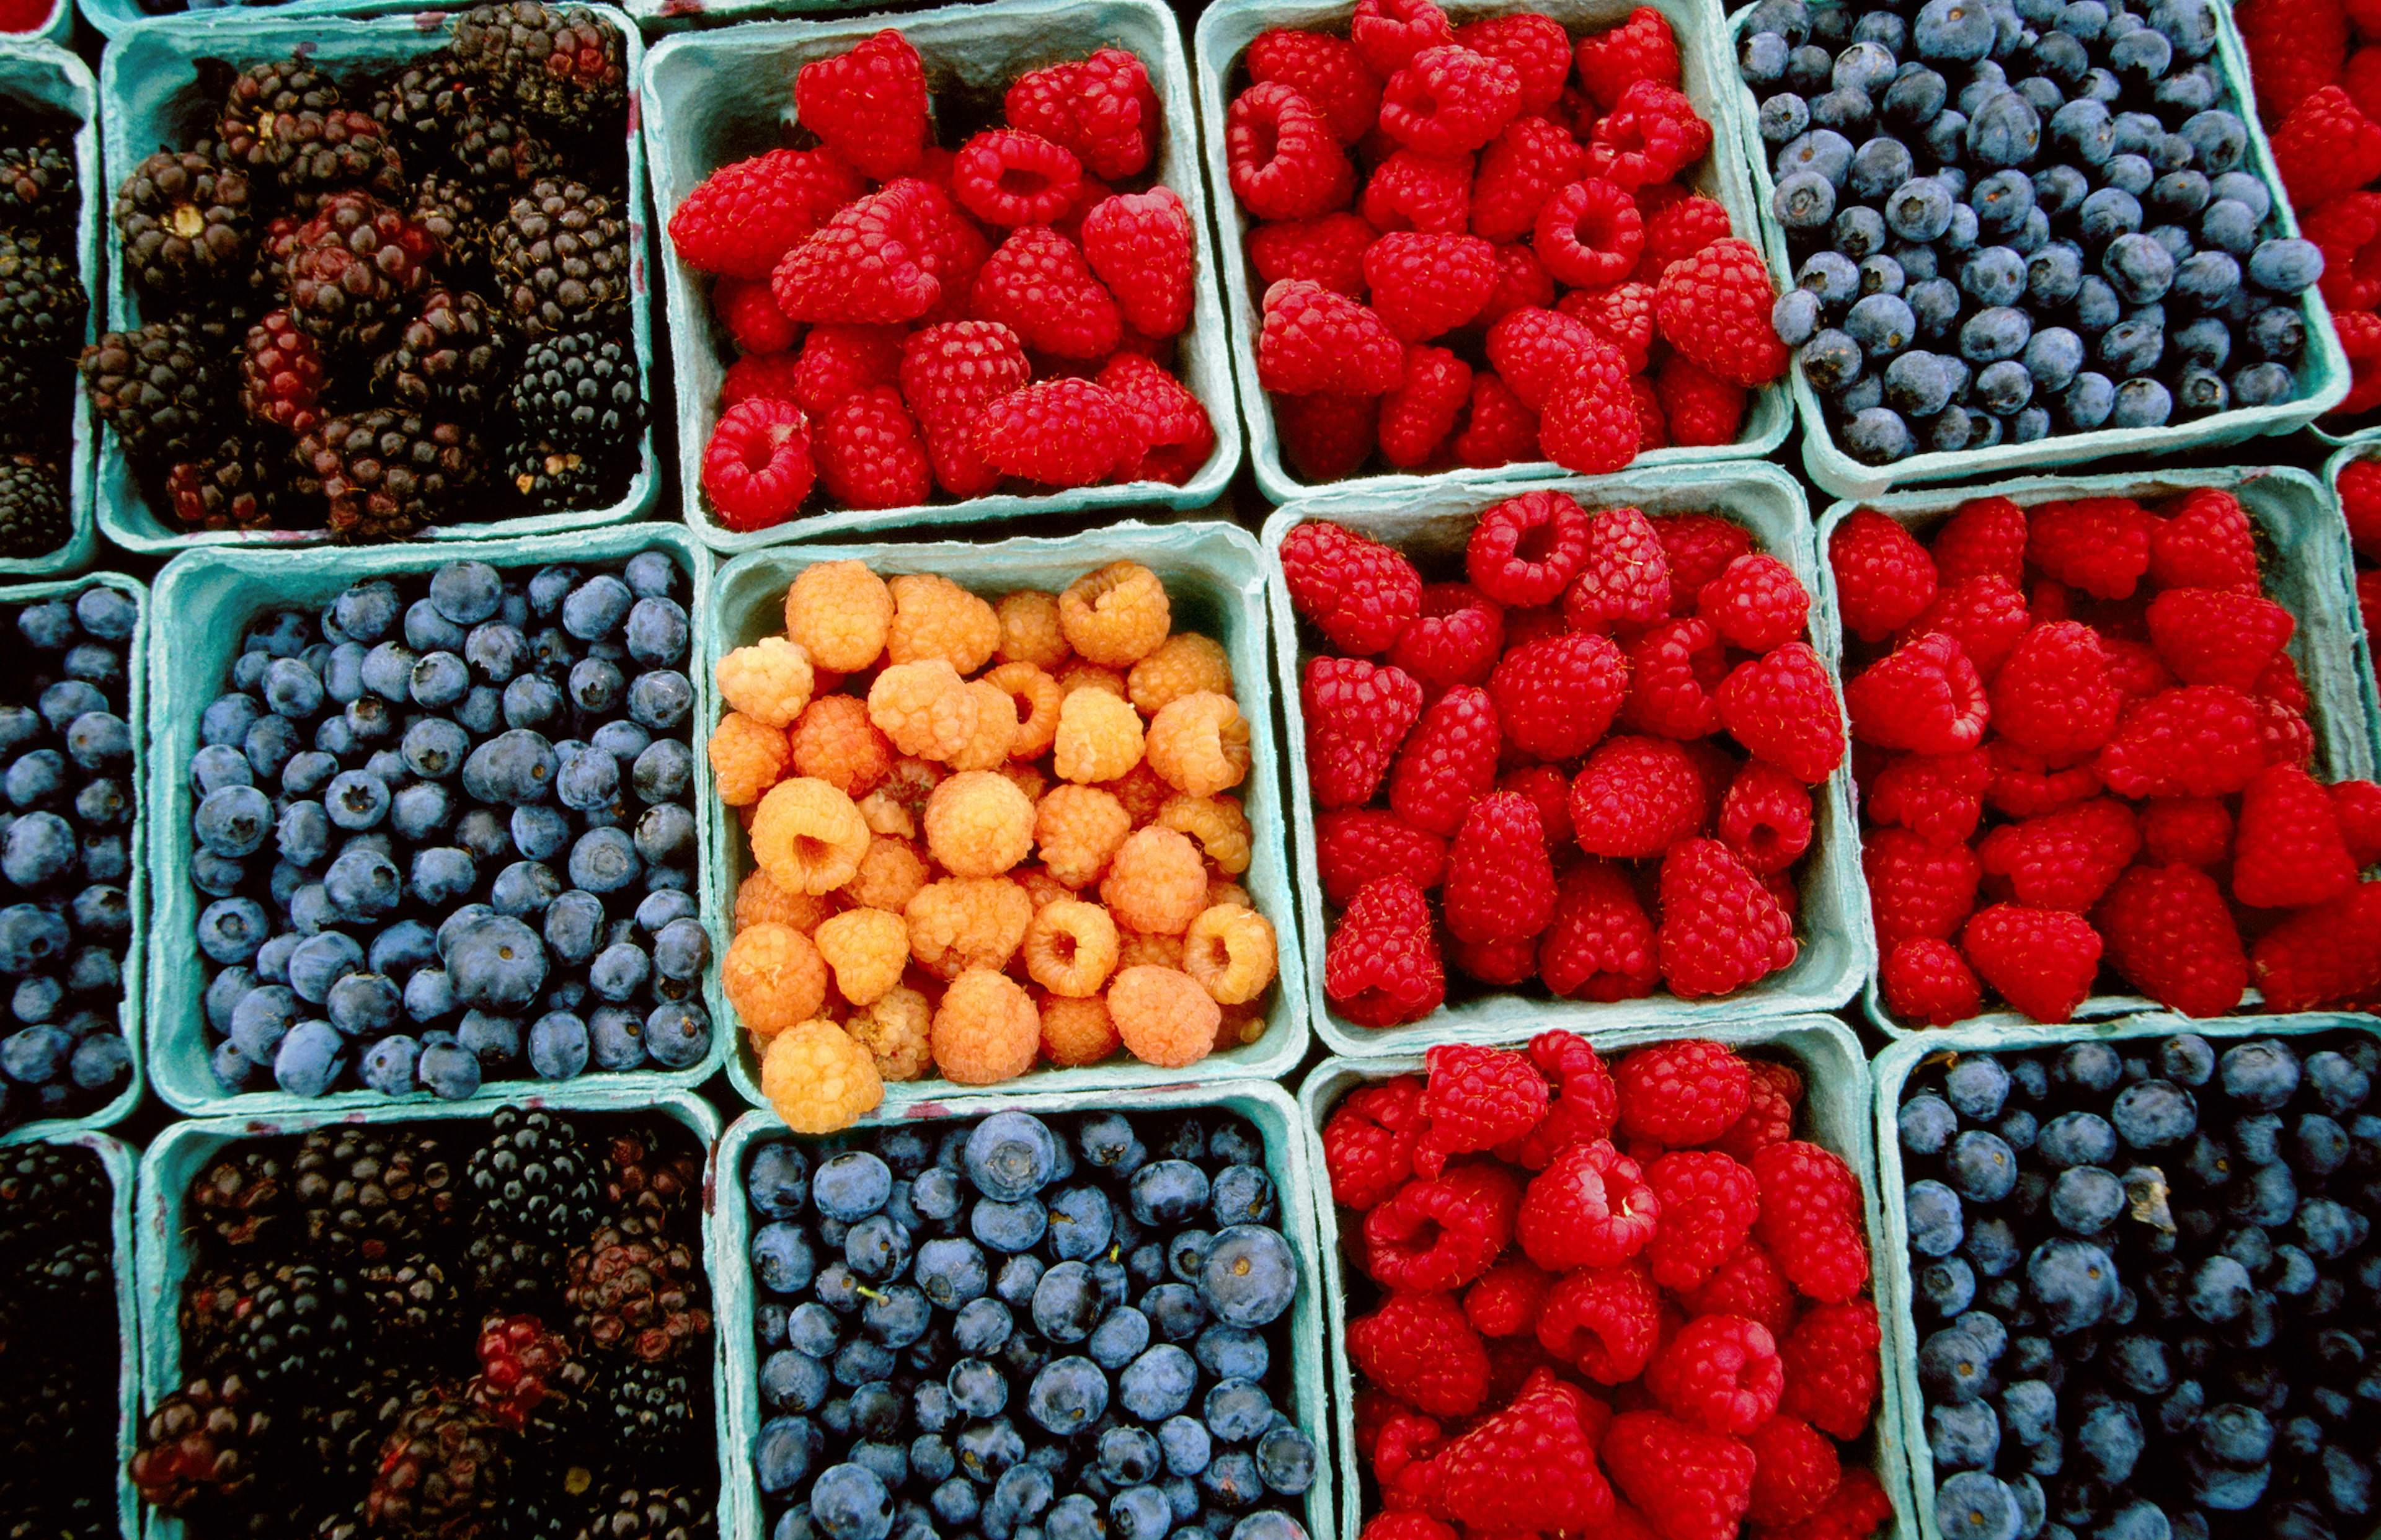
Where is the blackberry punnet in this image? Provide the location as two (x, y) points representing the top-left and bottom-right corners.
(0, 104), (82, 557)
(0, 1141), (118, 1536)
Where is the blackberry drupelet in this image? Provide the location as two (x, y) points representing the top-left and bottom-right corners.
(0, 1141), (104, 1250)
(113, 149), (253, 298)
(293, 1126), (463, 1263)
(215, 56), (344, 176)
(490, 177), (628, 339)
(448, 3), (629, 137)
(78, 319), (228, 466)
(164, 431), (290, 533)
(0, 129), (77, 233)
(0, 454), (69, 558)
(510, 329), (638, 449)
(295, 407), (482, 542)
(283, 191), (439, 356)
(374, 289), (510, 415)
(0, 228), (86, 355)
(600, 1356), (698, 1453)
(467, 1106), (601, 1247)
(569, 1484), (714, 1540)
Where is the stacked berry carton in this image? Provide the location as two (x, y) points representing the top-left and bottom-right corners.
(141, 526), (722, 1115)
(1262, 464), (1868, 1058)
(1194, 0), (1793, 507)
(76, 0), (433, 37)
(640, 0), (1239, 550)
(0, 42), (97, 577)
(1817, 467), (2381, 1036)
(711, 1082), (1334, 1540)
(93, 7), (656, 554)
(1868, 1011), (2380, 1540)
(704, 523), (1309, 1110)
(1300, 1016), (1914, 1540)
(1725, 2), (2348, 502)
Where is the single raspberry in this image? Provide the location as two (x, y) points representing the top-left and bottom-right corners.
(973, 379), (1134, 489)
(1380, 44), (1523, 156)
(1501, 763), (1576, 851)
(1106, 963), (1218, 1069)
(1363, 148), (1476, 235)
(1450, 369), (1541, 467)
(2096, 684), (2267, 799)
(1718, 759), (1812, 874)
(1054, 559), (1169, 671)
(1744, 1415), (1840, 1526)
(1765, 1465), (1892, 1540)
(2271, 86), (2381, 208)
(1775, 1299), (1879, 1440)
(751, 776), (872, 898)
(761, 1017), (884, 1132)
(1827, 508), (1937, 643)
(1534, 178), (1643, 290)
(2335, 779), (2381, 865)
(1276, 391), (1380, 481)
(702, 397), (814, 530)
(708, 275), (797, 356)
(923, 769), (1036, 878)
(1426, 1368), (1615, 1533)
(1863, 826), (1982, 944)
(1622, 617), (1727, 739)
(669, 147), (862, 278)
(1652, 236), (1785, 387)
(711, 710), (792, 806)
(1365, 1160), (1520, 1291)
(1466, 489), (1591, 605)
(922, 967), (1037, 1084)
(1349, 1291), (1491, 1418)
(1530, 861), (1658, 1001)
(1246, 29), (1383, 144)
(1562, 278), (1659, 373)
(1975, 797), (2140, 911)
(1928, 495), (2027, 584)
(717, 351), (807, 414)
(969, 227), (1120, 361)
(1378, 345), (1474, 467)
(2150, 487), (2261, 591)
(1608, 1038), (1746, 1145)
(1452, 13), (1571, 114)
(1260, 280), (1406, 399)
(1896, 576), (2030, 684)
(810, 386), (929, 511)
(1097, 354), (1217, 486)
(2027, 496), (2154, 599)
(1003, 48), (1159, 182)
(1353, 0), (1458, 75)
(1325, 1076), (1427, 1209)
(1380, 585), (1505, 702)
(1714, 644), (1846, 785)
(1387, 686), (1502, 836)
(1465, 1257), (1554, 1337)
(1282, 521), (1426, 658)
(1990, 621), (2126, 760)
(2310, 193), (2381, 314)
(2232, 763), (2360, 909)
(1074, 189), (1194, 342)
(1415, 1043), (1551, 1178)
(1644, 1150), (1760, 1292)
(1715, 1059), (1802, 1164)
(785, 560), (893, 675)
(793, 29), (926, 179)
(1844, 632), (1989, 757)
(1328, 874), (1446, 1025)
(1317, 810), (1447, 905)
(1471, 115), (1588, 243)
(2094, 862), (2247, 1019)
(1228, 83), (1355, 222)
(1641, 193), (1735, 275)
(776, 324), (900, 421)
(1516, 1136), (1659, 1270)
(1361, 231), (1498, 342)
(1961, 902), (2103, 1023)
(1750, 1140), (1868, 1303)
(1098, 825), (1209, 936)
(1488, 632), (1629, 761)
(2253, 880), (2381, 1009)
(1142, 692), (1249, 801)
(1538, 343), (1642, 475)
(1584, 77), (1713, 188)
(1443, 791), (1557, 945)
(948, 128), (1083, 229)
(1645, 1314), (1783, 1436)
(1878, 935), (1981, 1024)
(1536, 1260), (1661, 1383)
(1603, 1410), (1755, 1540)
(2145, 586), (2297, 693)
(1695, 555), (1807, 653)
(1571, 735), (1703, 857)
(1683, 1241), (1793, 1335)
(1247, 213), (1375, 299)
(1575, 7), (1682, 110)
(1659, 838), (1799, 998)
(1483, 304), (1602, 411)
(772, 185), (939, 325)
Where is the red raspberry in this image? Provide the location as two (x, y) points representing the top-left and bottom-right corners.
(1453, 14), (1572, 115)
(2271, 86), (2381, 208)
(2099, 636), (2174, 708)
(2344, 461), (2381, 564)
(1381, 45), (1523, 156)
(2354, 40), (2381, 117)
(1697, 555), (1808, 653)
(1465, 1257), (1553, 1335)
(1659, 837), (1798, 998)
(1389, 686), (1501, 836)
(973, 378), (1135, 489)
(1389, 583), (1505, 692)
(1318, 809), (1447, 905)
(1718, 759), (1812, 875)
(1427, 1368), (1615, 1533)
(1751, 1140), (1869, 1302)
(1535, 178), (1644, 288)
(2146, 586), (2295, 693)
(702, 397), (814, 531)
(2141, 795), (2233, 866)
(1328, 874), (1447, 1026)
(1621, 617), (1727, 739)
(1646, 1313), (1783, 1436)
(1004, 48), (1158, 182)
(1563, 279), (1659, 373)
(898, 321), (1029, 498)
(1863, 826), (1982, 944)
(1246, 29), (1383, 144)
(1451, 370), (1541, 467)
(1647, 356), (1742, 446)
(1503, 1029), (1619, 1151)
(1324, 1074), (1427, 1209)
(1448, 931), (1539, 986)
(2308, 193), (2381, 313)
(2097, 863), (2248, 1019)
(789, 323), (905, 419)
(1417, 1043), (1551, 1175)
(1259, 280), (1405, 396)
(1641, 193), (1735, 273)
(814, 386), (931, 511)
(1533, 861), (1657, 1001)
(1279, 391), (1381, 482)
(1536, 1260), (1661, 1382)
(1363, 148), (1476, 234)
(1775, 1299), (1878, 1440)
(1247, 213), (1374, 297)
(1471, 116), (1587, 243)
(1227, 83), (1356, 221)
(1644, 1150), (1759, 1292)
(1515, 1136), (1659, 1270)
(1080, 190), (1194, 340)
(1571, 735), (1703, 857)
(1281, 520), (1424, 656)
(1604, 1410), (1755, 1540)
(2258, 694), (2317, 771)
(1929, 495), (2027, 584)
(2253, 880), (2381, 1010)
(2234, 764), (2360, 909)
(772, 185), (940, 325)
(1363, 231), (1499, 340)
(1468, 489), (1591, 605)
(2335, 780), (2381, 865)
(1365, 1161), (1521, 1291)
(1976, 797), (2140, 910)
(1097, 354), (1216, 486)
(1483, 305), (1602, 411)
(1575, 7), (1683, 109)
(719, 350), (806, 412)
(1353, 0), (1458, 75)
(1630, 376), (1670, 451)
(1349, 1291), (1491, 1417)
(1987, 740), (2104, 820)
(2339, 310), (2381, 417)
(1765, 1465), (1893, 1540)
(1961, 902), (2103, 1023)
(1303, 653), (1424, 808)
(950, 129), (1084, 228)
(1845, 632), (1989, 756)
(2028, 496), (2155, 599)
(1715, 644), (1846, 785)
(1561, 505), (1670, 635)
(1991, 621), (2126, 760)
(969, 228), (1120, 361)
(712, 276), (799, 355)
(1683, 1241), (1793, 1334)
(1745, 1415), (1841, 1527)
(1716, 1060), (1802, 1164)
(1880, 936), (1984, 1027)
(1609, 1038), (1747, 1144)
(1479, 241), (1556, 328)
(1897, 575), (2030, 682)
(2096, 685), (2268, 799)
(2152, 486), (2261, 590)
(1499, 762), (1574, 849)
(1373, 1407), (1448, 1507)
(1827, 509), (1937, 643)
(1588, 78), (1714, 190)
(1540, 343), (1643, 475)
(1443, 790), (1557, 945)
(669, 148), (862, 278)
(1488, 632), (1629, 761)
(1653, 513), (1755, 606)
(794, 30), (929, 181)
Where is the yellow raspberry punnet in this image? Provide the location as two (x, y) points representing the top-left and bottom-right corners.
(715, 635), (817, 728)
(763, 1019), (884, 1133)
(749, 777), (872, 895)
(786, 560), (893, 673)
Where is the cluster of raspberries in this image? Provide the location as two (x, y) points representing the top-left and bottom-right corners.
(1282, 497), (1850, 1029)
(1325, 1035), (1891, 1540)
(2240, 0), (2381, 418)
(666, 29), (1215, 531)
(712, 558), (1280, 1135)
(1834, 487), (2381, 1029)
(1223, 1), (1791, 484)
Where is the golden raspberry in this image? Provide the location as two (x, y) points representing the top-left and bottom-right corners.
(710, 711), (792, 807)
(1057, 660), (1127, 698)
(924, 771), (1035, 878)
(869, 659), (979, 761)
(715, 636), (817, 728)
(945, 679), (1021, 772)
(996, 589), (1072, 670)
(750, 777), (872, 895)
(905, 877), (1033, 979)
(1012, 864), (1070, 910)
(1101, 760), (1174, 825)
(722, 922), (828, 1043)
(1108, 965), (1218, 1069)
(1144, 691), (1251, 797)
(814, 907), (911, 1006)
(1159, 794), (1253, 875)
(1182, 903), (1279, 1004)
(1116, 927), (1184, 971)
(887, 573), (1001, 674)
(786, 560), (894, 673)
(841, 835), (929, 913)
(929, 967), (1040, 1085)
(1022, 898), (1122, 998)
(1038, 993), (1120, 1067)
(846, 986), (933, 1081)
(984, 662), (1063, 760)
(1128, 632), (1235, 715)
(857, 790), (915, 839)
(1000, 763), (1049, 803)
(736, 869), (833, 934)
(1060, 561), (1171, 666)
(1099, 825), (1209, 934)
(788, 694), (893, 798)
(1034, 785), (1132, 888)
(763, 1019), (882, 1133)
(1208, 877), (1254, 910)
(1053, 689), (1145, 784)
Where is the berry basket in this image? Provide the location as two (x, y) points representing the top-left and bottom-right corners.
(0, 40), (99, 577)
(704, 520), (1309, 1109)
(1192, 0), (1794, 509)
(92, 6), (657, 554)
(712, 1079), (1334, 1540)
(1723, 1), (2349, 502)
(1300, 1017), (1918, 1540)
(1870, 1011), (2381, 1540)
(639, 0), (1239, 550)
(130, 1088), (727, 1540)
(1818, 466), (2381, 1037)
(142, 524), (723, 1116)
(1264, 462), (1868, 1059)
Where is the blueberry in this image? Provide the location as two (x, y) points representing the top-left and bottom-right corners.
(1961, 306), (2032, 363)
(1904, 1092), (1962, 1153)
(2049, 1166), (2126, 1232)
(1949, 1130), (2020, 1202)
(758, 1416), (824, 1495)
(644, 1000), (711, 1069)
(427, 562), (502, 627)
(2110, 1078), (2197, 1148)
(1845, 293), (1918, 360)
(816, 1151), (893, 1221)
(2077, 1397), (2144, 1484)
(2041, 1114), (2122, 1178)
(355, 1033), (417, 1095)
(1909, 1178), (1968, 1256)
(273, 1018), (345, 1097)
(1772, 169), (1837, 230)
(1930, 1399), (2002, 1471)
(2221, 1040), (2300, 1109)
(1962, 246), (2028, 308)
(812, 1464), (893, 1540)
(1938, 1472), (2021, 1540)
(2028, 1236), (2119, 1332)
(1967, 88), (2041, 167)
(627, 670), (694, 732)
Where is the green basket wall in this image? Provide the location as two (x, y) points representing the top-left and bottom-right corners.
(94, 6), (657, 554)
(1818, 465), (2381, 1037)
(78, 0), (448, 37)
(11, 0), (68, 45)
(711, 1081), (1334, 1540)
(1300, 1017), (1917, 1540)
(705, 520), (1309, 1109)
(142, 524), (724, 1115)
(1721, 0), (2350, 501)
(1871, 1011), (2381, 1540)
(641, 0), (1240, 551)
(1262, 462), (1867, 1057)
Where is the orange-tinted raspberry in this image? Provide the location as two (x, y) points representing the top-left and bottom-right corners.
(841, 834), (929, 913)
(1145, 691), (1252, 797)
(1182, 903), (1280, 1004)
(905, 877), (1034, 978)
(1128, 632), (1235, 715)
(1109, 964), (1220, 1068)
(1000, 763), (1049, 803)
(1117, 927), (1186, 970)
(789, 694), (894, 799)
(858, 790), (915, 838)
(869, 658), (980, 760)
(737, 869), (834, 934)
(1039, 993), (1121, 1066)
(1035, 785), (1134, 888)
(750, 777), (873, 894)
(1055, 688), (1145, 783)
(1208, 877), (1255, 910)
(925, 770), (1037, 877)
(887, 572), (1001, 673)
(930, 967), (1041, 1084)
(711, 711), (792, 806)
(1023, 897), (1123, 996)
(1058, 660), (1128, 698)
(1159, 794), (1253, 875)
(1102, 760), (1176, 825)
(786, 560), (894, 673)
(946, 679), (1022, 772)
(997, 589), (1073, 670)
(763, 1018), (884, 1133)
(985, 662), (1064, 759)
(724, 922), (828, 1040)
(1061, 561), (1173, 666)
(1101, 825), (1210, 934)
(814, 906), (912, 1006)
(716, 636), (818, 728)
(846, 985), (933, 1080)
(1013, 864), (1071, 909)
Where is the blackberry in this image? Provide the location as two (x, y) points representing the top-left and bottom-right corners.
(221, 1260), (356, 1389)
(0, 130), (77, 233)
(511, 329), (639, 450)
(293, 1127), (464, 1263)
(452, 96), (552, 192)
(358, 1252), (463, 1347)
(502, 437), (619, 512)
(113, 148), (254, 297)
(128, 1374), (272, 1521)
(490, 178), (629, 339)
(276, 109), (409, 213)
(364, 1386), (510, 1540)
(296, 408), (482, 541)
(0, 349), (71, 451)
(449, 2), (629, 136)
(188, 1147), (290, 1254)
(215, 55), (344, 176)
(601, 1130), (703, 1239)
(563, 1224), (711, 1362)
(373, 289), (510, 415)
(0, 1350), (113, 1540)
(467, 1107), (601, 1247)
(78, 319), (228, 466)
(0, 455), (68, 558)
(0, 1142), (104, 1251)
(284, 190), (439, 356)
(412, 173), (490, 280)
(239, 308), (327, 437)
(466, 1224), (565, 1311)
(367, 58), (469, 166)
(569, 1484), (714, 1540)
(0, 228), (86, 355)
(19, 1231), (110, 1316)
(163, 431), (291, 533)
(600, 1356), (698, 1453)
(292, 1364), (412, 1494)
(249, 213), (303, 309)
